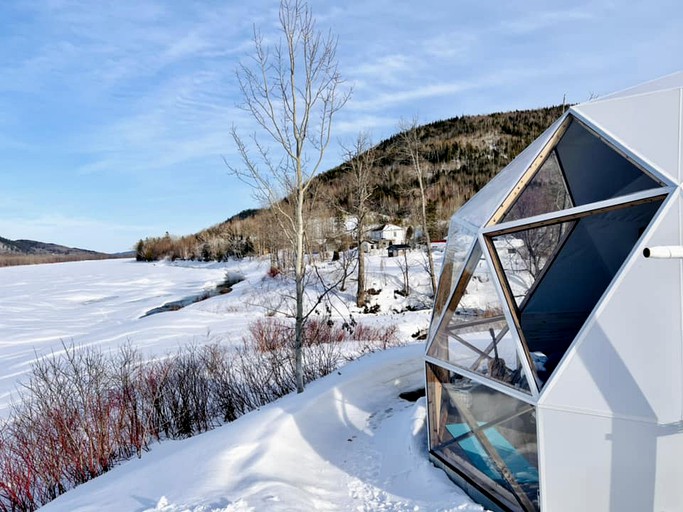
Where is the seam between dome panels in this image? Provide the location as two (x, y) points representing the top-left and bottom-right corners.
(425, 355), (537, 405)
(679, 185), (683, 423)
(678, 87), (682, 181)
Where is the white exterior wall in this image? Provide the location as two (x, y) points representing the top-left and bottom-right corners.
(654, 428), (683, 512)
(538, 408), (679, 511)
(369, 224), (406, 244)
(538, 193), (683, 509)
(383, 225), (406, 244)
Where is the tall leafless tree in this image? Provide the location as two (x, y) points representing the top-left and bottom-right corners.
(399, 118), (437, 296)
(228, 0), (349, 393)
(339, 133), (376, 307)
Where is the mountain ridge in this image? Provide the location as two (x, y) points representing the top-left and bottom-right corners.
(0, 235), (102, 256)
(0, 235), (120, 267)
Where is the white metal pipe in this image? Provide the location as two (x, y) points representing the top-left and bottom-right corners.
(643, 246), (683, 259)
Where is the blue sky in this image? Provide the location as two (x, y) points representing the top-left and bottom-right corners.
(0, 0), (680, 253)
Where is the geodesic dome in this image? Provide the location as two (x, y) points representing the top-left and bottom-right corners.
(425, 72), (683, 512)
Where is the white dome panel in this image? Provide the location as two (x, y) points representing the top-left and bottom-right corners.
(573, 88), (681, 183)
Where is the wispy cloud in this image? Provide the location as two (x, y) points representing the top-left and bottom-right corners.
(500, 8), (597, 35)
(0, 0), (680, 252)
(349, 82), (473, 112)
(354, 54), (415, 83)
(422, 33), (478, 62)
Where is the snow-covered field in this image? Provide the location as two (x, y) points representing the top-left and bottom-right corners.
(0, 258), (256, 415)
(0, 251), (483, 511)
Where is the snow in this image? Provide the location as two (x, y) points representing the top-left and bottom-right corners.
(0, 252), (484, 511)
(0, 258), (262, 415)
(39, 345), (481, 512)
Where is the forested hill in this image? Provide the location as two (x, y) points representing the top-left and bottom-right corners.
(0, 236), (116, 267)
(319, 105), (565, 226)
(138, 105), (566, 261)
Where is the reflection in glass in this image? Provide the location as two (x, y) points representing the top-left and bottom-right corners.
(556, 120), (662, 205)
(491, 221), (575, 307)
(503, 151), (573, 223)
(427, 363), (539, 511)
(432, 221), (476, 320)
(429, 245), (530, 393)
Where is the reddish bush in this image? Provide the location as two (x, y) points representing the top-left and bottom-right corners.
(303, 319), (347, 346)
(350, 323), (400, 351)
(0, 319), (404, 511)
(248, 318), (292, 351)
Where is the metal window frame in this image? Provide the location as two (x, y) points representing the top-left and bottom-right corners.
(483, 187), (671, 238)
(482, 187), (671, 394)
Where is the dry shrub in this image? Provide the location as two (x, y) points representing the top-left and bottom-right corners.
(350, 323), (400, 351)
(249, 318), (347, 352)
(249, 318), (291, 352)
(304, 319), (347, 346)
(0, 318), (403, 511)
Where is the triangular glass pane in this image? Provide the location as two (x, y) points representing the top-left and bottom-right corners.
(497, 117), (664, 227)
(555, 120), (663, 205)
(502, 152), (573, 222)
(428, 244), (531, 393)
(432, 220), (476, 321)
(574, 89), (680, 184)
(490, 221), (576, 308)
(454, 116), (566, 228)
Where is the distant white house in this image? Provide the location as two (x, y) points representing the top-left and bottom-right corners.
(368, 224), (406, 245)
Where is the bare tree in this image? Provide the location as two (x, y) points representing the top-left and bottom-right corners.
(340, 132), (376, 307)
(228, 0), (349, 393)
(395, 248), (411, 296)
(399, 118), (437, 296)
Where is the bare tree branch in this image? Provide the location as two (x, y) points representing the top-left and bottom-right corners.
(227, 0), (349, 393)
(398, 117), (437, 296)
